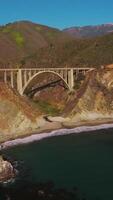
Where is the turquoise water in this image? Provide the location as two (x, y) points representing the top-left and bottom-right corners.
(3, 128), (113, 200)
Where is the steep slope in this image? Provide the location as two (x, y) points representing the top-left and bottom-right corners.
(0, 82), (43, 141)
(63, 24), (113, 38)
(63, 67), (113, 122)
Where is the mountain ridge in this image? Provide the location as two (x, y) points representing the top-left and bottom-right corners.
(63, 23), (113, 38)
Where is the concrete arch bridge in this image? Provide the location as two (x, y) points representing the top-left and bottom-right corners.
(0, 67), (93, 95)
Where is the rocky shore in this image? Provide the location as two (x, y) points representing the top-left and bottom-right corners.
(0, 155), (15, 182)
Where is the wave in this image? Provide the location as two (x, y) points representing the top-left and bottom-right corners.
(1, 123), (113, 149)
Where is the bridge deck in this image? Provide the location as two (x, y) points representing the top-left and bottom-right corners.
(0, 67), (94, 71)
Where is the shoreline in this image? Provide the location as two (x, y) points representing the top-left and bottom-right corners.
(1, 119), (113, 150)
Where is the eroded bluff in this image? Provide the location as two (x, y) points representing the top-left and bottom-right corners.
(64, 68), (113, 122)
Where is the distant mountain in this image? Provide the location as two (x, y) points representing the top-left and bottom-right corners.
(63, 24), (113, 38)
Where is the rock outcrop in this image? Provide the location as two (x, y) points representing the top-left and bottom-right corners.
(0, 156), (15, 182)
(63, 68), (113, 123)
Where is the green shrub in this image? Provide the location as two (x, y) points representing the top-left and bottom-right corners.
(36, 100), (60, 115)
(11, 31), (24, 47)
(35, 26), (42, 31)
(1, 26), (24, 47)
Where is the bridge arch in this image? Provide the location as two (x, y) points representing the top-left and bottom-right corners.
(22, 70), (70, 95)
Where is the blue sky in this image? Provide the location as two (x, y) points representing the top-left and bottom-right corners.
(0, 0), (113, 29)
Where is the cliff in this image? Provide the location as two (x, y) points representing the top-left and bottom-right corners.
(0, 82), (46, 142)
(63, 67), (113, 123)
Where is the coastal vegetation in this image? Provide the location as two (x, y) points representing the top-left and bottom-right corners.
(33, 100), (60, 116)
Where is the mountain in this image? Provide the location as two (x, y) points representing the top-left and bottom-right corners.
(0, 20), (72, 66)
(63, 24), (113, 38)
(0, 21), (113, 68)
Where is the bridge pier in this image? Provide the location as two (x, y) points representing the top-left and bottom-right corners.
(28, 70), (32, 79)
(69, 68), (74, 90)
(10, 71), (14, 88)
(17, 69), (23, 95)
(4, 71), (7, 83)
(63, 70), (68, 83)
(24, 70), (27, 85)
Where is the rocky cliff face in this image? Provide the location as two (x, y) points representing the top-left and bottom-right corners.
(0, 82), (46, 142)
(64, 67), (113, 122)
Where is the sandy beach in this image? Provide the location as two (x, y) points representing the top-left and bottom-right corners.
(1, 118), (113, 150)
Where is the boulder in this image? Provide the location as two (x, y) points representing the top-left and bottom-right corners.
(0, 155), (15, 182)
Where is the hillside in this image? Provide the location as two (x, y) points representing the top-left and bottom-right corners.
(63, 24), (113, 38)
(0, 21), (113, 68)
(26, 32), (113, 68)
(0, 21), (72, 66)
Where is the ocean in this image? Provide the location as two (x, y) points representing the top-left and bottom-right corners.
(1, 128), (113, 200)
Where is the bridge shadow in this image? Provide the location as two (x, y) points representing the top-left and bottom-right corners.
(25, 79), (68, 98)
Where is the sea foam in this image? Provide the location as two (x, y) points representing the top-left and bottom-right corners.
(1, 123), (113, 149)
